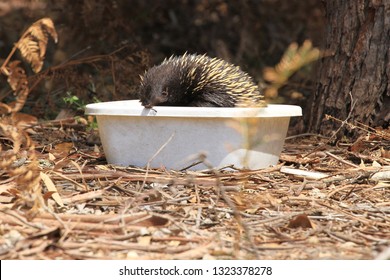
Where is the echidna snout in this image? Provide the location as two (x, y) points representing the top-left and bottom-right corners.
(139, 61), (187, 107)
(140, 85), (169, 108)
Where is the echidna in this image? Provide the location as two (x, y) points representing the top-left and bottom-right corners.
(138, 53), (265, 108)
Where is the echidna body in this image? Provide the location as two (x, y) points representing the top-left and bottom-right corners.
(139, 53), (264, 108)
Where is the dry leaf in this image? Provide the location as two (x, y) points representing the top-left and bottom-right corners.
(168, 240), (181, 247)
(2, 61), (29, 113)
(380, 147), (390, 159)
(51, 142), (74, 157)
(137, 236), (152, 246)
(93, 145), (100, 153)
(40, 172), (64, 207)
(231, 194), (244, 206)
(0, 195), (14, 203)
(288, 214), (313, 229)
(11, 112), (38, 127)
(6, 61), (27, 91)
(16, 18), (58, 73)
(96, 165), (110, 171)
(135, 190), (162, 203)
(131, 215), (169, 227)
(48, 153), (56, 161)
(244, 208), (258, 214)
(350, 138), (366, 153)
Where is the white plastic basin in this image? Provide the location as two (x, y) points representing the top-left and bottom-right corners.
(85, 100), (302, 170)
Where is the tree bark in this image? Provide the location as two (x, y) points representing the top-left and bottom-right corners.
(306, 0), (389, 136)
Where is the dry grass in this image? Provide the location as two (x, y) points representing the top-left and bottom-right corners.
(0, 120), (389, 260)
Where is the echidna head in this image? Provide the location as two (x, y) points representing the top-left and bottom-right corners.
(139, 63), (188, 108)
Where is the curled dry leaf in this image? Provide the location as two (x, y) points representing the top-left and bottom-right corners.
(288, 214), (314, 229)
(1, 60), (29, 113)
(16, 17), (58, 73)
(6, 61), (28, 92)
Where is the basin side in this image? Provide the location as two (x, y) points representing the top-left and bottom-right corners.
(96, 115), (291, 170)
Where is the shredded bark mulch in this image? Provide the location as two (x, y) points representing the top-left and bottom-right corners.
(1, 120), (389, 260)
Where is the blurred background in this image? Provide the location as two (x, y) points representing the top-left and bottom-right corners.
(0, 0), (325, 119)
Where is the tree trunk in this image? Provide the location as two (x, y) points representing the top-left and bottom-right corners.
(306, 0), (389, 136)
